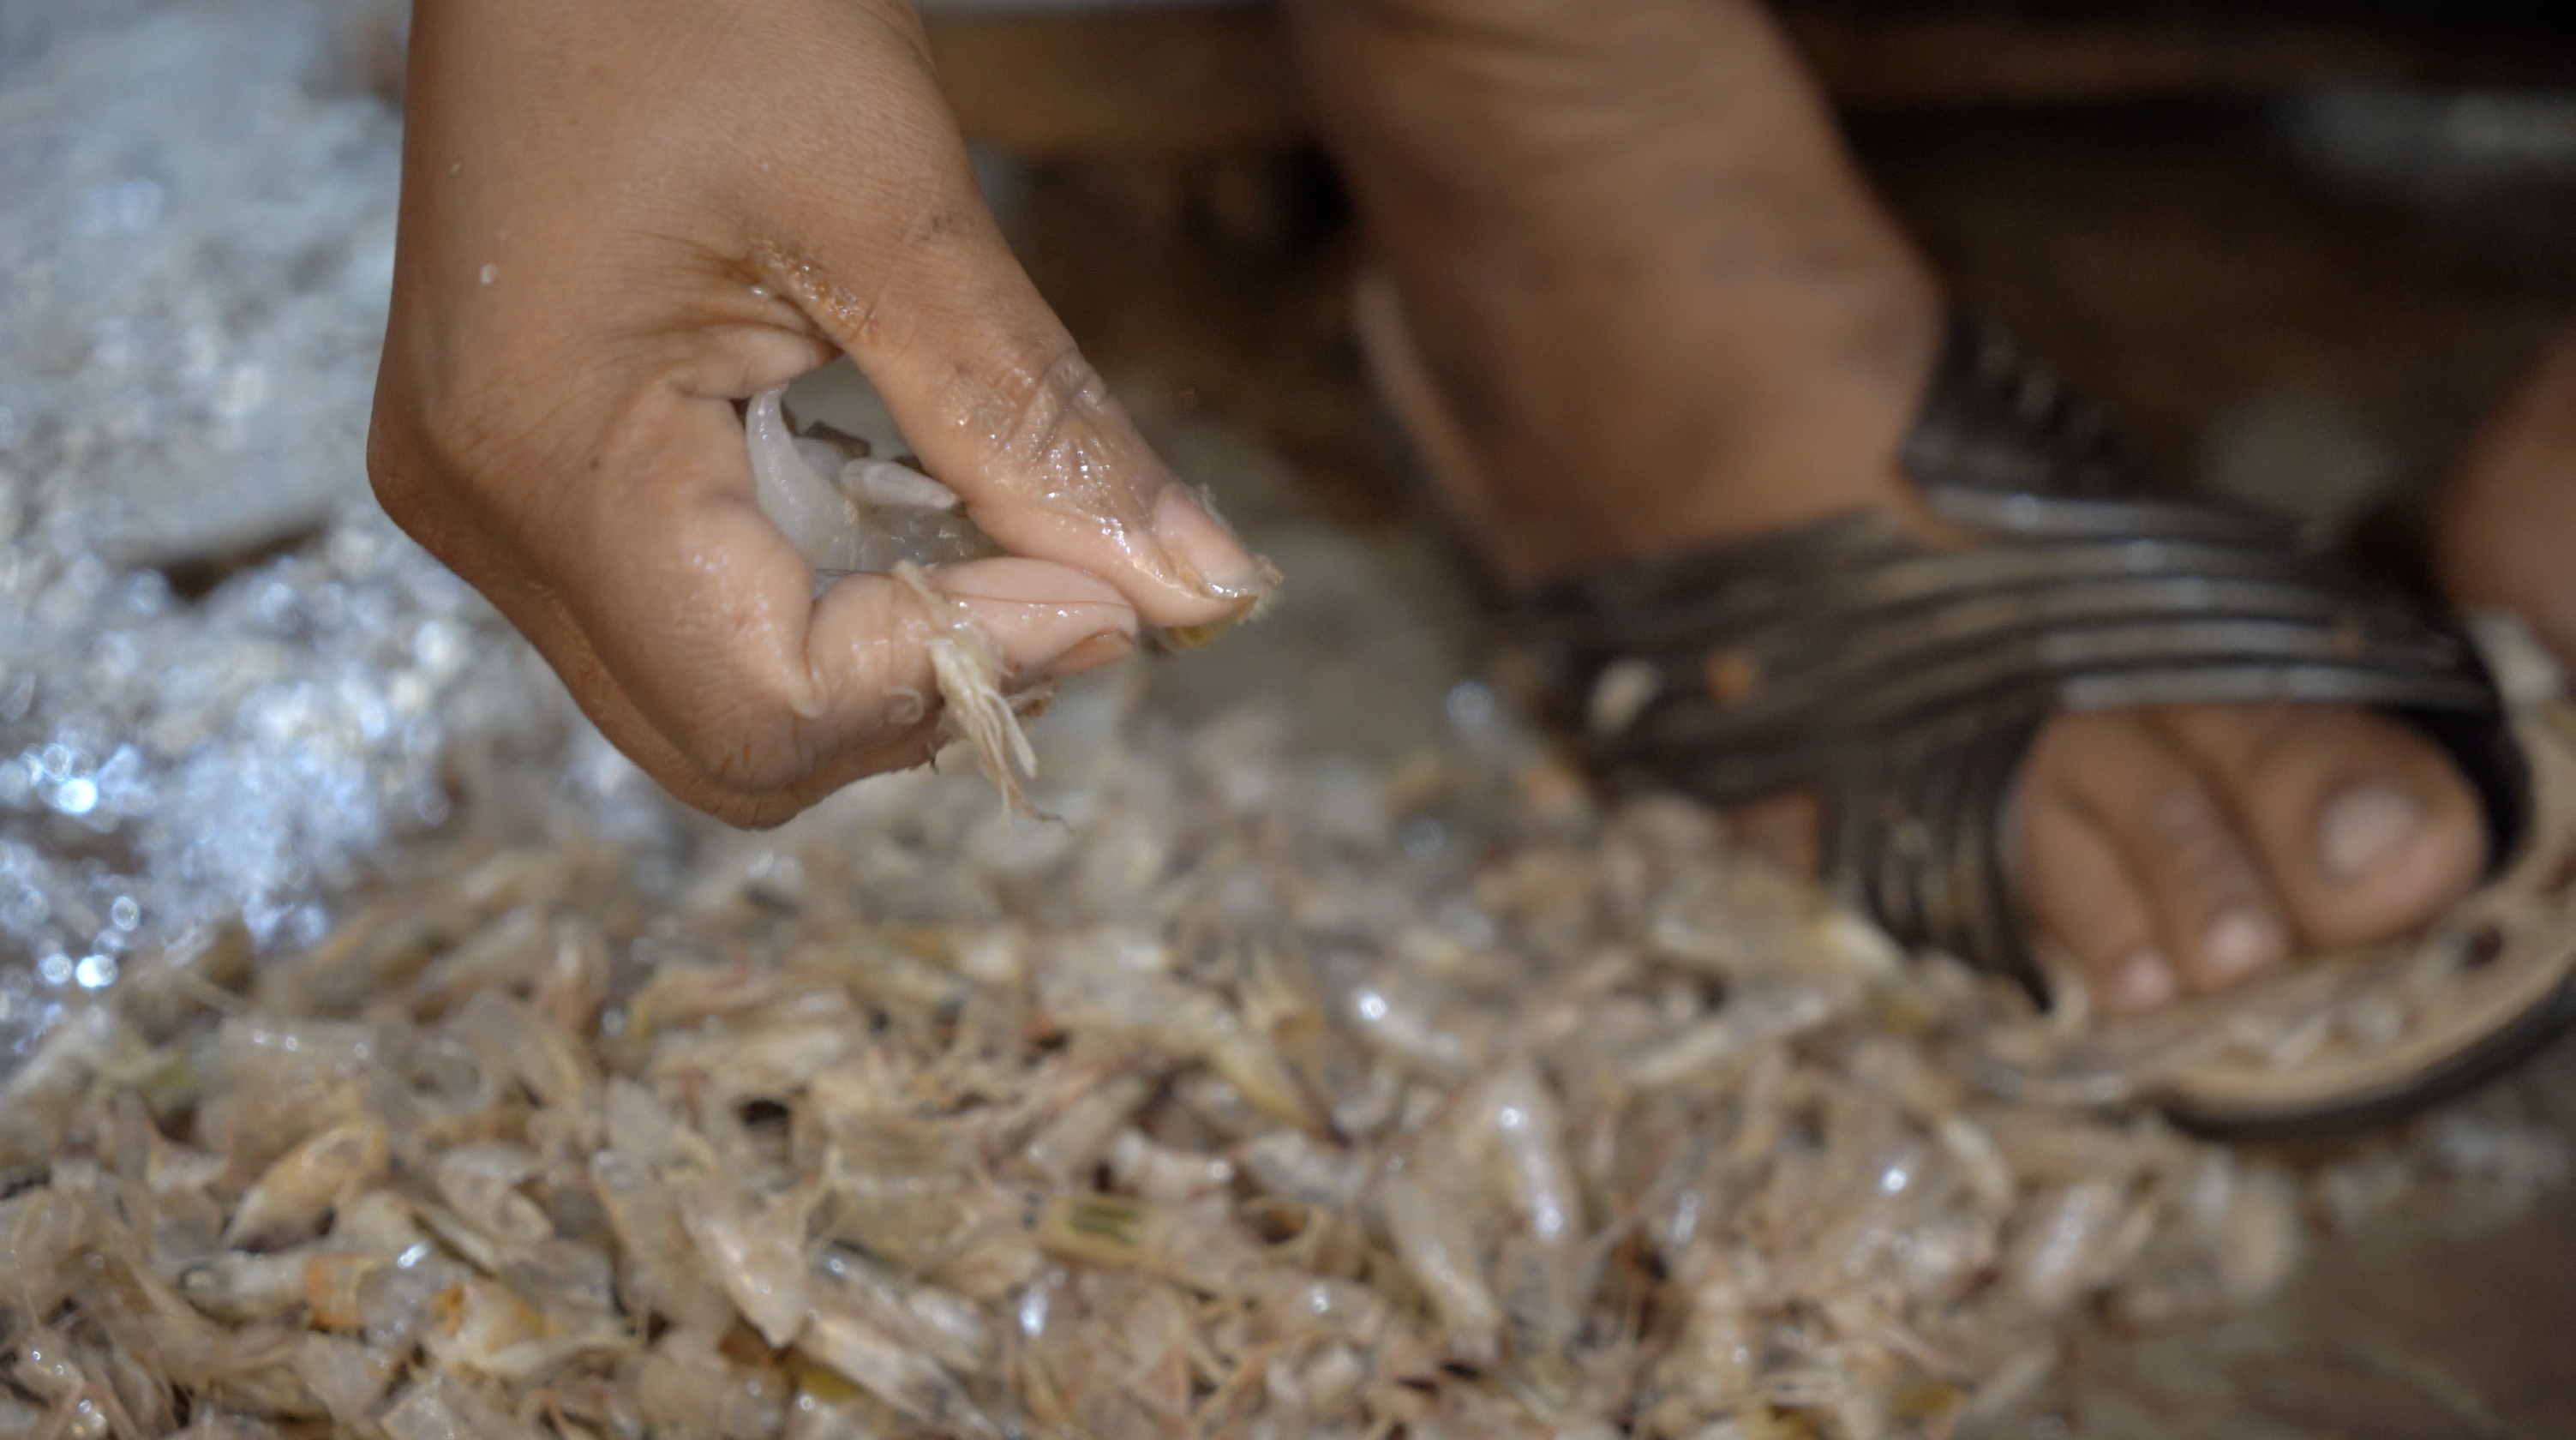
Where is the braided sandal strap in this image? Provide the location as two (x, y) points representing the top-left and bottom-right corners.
(1522, 311), (2522, 999)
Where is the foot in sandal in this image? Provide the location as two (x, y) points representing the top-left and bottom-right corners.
(1289, 0), (2569, 1083)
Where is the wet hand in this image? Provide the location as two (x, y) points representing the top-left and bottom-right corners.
(369, 0), (1276, 825)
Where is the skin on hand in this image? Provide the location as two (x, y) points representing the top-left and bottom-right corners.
(369, 0), (1278, 826)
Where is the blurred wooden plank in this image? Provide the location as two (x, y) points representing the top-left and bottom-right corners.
(1790, 10), (2420, 109)
(926, 4), (2567, 159)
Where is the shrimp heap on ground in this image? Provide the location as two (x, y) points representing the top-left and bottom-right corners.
(0, 699), (2530, 1440)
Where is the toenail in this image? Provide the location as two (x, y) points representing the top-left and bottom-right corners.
(2317, 781), (2424, 882)
(2105, 948), (2178, 1012)
(2202, 909), (2284, 985)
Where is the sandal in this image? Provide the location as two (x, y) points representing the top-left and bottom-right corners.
(1381, 296), (2576, 1137)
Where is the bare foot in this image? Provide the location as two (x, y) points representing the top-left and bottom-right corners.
(1291, 0), (2490, 1012)
(2438, 323), (2576, 672)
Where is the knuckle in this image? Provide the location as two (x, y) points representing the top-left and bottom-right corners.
(409, 371), (540, 490)
(674, 697), (919, 826)
(905, 198), (963, 248)
(674, 699), (811, 798)
(667, 673), (909, 803)
(697, 785), (812, 831)
(380, 318), (598, 513)
(2141, 787), (2227, 855)
(366, 391), (508, 546)
(362, 415), (430, 524)
(981, 343), (1115, 470)
(660, 748), (809, 828)
(363, 413), (483, 570)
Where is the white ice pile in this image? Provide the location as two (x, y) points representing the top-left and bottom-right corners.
(0, 0), (608, 1064)
(0, 0), (401, 567)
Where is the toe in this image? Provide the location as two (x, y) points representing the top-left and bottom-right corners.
(2021, 711), (2292, 997)
(2020, 792), (2177, 1015)
(2152, 702), (2487, 951)
(1726, 790), (1823, 878)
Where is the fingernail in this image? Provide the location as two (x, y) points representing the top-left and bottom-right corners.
(2317, 781), (2423, 881)
(1037, 629), (1135, 681)
(2105, 947), (2178, 1013)
(1153, 617), (1242, 653)
(2202, 909), (2285, 985)
(1153, 486), (1279, 603)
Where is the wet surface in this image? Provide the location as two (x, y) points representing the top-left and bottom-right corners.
(2267, 1187), (2576, 1437)
(2026, 1042), (2576, 1437)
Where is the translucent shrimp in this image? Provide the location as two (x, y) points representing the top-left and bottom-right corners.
(431, 1143), (553, 1252)
(0, 1008), (142, 1168)
(1234, 1130), (1363, 1210)
(174, 1251), (309, 1323)
(632, 1338), (791, 1440)
(1473, 1063), (1579, 1245)
(589, 1149), (736, 1339)
(1374, 1171), (1501, 1366)
(1106, 1127), (1237, 1203)
(812, 1246), (994, 1377)
(677, 1175), (815, 1348)
(896, 562), (1050, 820)
(1033, 1194), (1279, 1300)
(1033, 957), (1320, 1133)
(222, 1118), (389, 1250)
(1022, 1073), (1151, 1184)
(794, 1304), (1003, 1440)
(13, 583), (2516, 1440)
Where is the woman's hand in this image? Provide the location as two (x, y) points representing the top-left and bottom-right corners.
(369, 0), (1276, 825)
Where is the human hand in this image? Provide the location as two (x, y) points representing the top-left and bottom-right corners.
(368, 0), (1277, 825)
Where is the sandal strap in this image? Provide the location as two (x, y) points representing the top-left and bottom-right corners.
(1520, 310), (2519, 998)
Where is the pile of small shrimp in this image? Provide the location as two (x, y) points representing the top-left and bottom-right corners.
(0, 699), (2506, 1440)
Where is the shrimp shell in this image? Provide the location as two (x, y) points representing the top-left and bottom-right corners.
(12, 682), (2522, 1440)
(221, 1118), (388, 1251)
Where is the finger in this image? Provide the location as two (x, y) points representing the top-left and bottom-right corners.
(371, 430), (909, 828)
(735, 11), (1280, 628)
(422, 384), (1137, 823)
